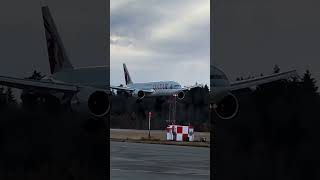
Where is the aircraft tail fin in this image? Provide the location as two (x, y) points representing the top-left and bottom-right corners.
(123, 63), (133, 85)
(42, 5), (74, 74)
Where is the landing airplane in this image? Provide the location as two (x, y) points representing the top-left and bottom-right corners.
(210, 65), (297, 119)
(0, 6), (110, 118)
(111, 63), (201, 100)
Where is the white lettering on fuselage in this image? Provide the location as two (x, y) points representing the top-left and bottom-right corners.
(127, 82), (182, 94)
(152, 83), (180, 90)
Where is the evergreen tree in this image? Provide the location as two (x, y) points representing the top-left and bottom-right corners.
(6, 87), (16, 104)
(27, 70), (44, 80)
(204, 84), (209, 92)
(273, 64), (280, 73)
(301, 70), (318, 96)
(0, 87), (6, 106)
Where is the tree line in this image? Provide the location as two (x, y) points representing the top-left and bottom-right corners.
(110, 85), (210, 131)
(214, 66), (320, 179)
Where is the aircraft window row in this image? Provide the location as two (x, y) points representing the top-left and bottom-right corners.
(153, 84), (174, 89)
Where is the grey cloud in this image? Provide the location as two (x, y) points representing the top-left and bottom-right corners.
(111, 0), (210, 86)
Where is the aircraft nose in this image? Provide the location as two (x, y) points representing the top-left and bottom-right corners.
(210, 65), (230, 88)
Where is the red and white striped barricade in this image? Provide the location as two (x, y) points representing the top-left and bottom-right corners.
(166, 125), (194, 142)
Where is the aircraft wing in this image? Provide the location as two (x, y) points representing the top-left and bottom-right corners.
(181, 84), (203, 91)
(110, 85), (155, 94)
(229, 70), (298, 91)
(141, 89), (155, 93)
(110, 85), (135, 92)
(0, 75), (79, 93)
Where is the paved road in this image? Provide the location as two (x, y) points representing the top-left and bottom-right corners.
(110, 141), (210, 180)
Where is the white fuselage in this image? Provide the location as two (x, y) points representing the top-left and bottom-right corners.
(128, 81), (183, 96)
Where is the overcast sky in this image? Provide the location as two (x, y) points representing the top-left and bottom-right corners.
(213, 0), (320, 87)
(1, 0), (319, 91)
(110, 0), (210, 87)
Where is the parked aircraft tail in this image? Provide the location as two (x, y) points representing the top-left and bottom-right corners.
(42, 5), (74, 74)
(123, 63), (133, 85)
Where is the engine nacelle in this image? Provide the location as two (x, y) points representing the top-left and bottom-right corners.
(133, 90), (145, 99)
(177, 91), (185, 100)
(214, 93), (239, 120)
(71, 88), (110, 118)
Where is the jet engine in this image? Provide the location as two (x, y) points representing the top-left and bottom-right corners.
(71, 88), (110, 118)
(133, 90), (145, 99)
(177, 91), (185, 100)
(214, 93), (239, 120)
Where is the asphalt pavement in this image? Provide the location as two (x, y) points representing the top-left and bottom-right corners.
(110, 141), (210, 180)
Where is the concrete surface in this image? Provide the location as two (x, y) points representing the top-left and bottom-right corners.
(110, 141), (210, 180)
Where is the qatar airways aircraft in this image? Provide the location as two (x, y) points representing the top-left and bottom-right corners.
(0, 6), (110, 118)
(110, 63), (201, 100)
(210, 65), (297, 119)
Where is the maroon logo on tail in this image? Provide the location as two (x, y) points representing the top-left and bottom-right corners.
(125, 72), (129, 84)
